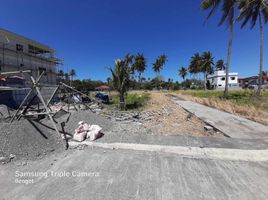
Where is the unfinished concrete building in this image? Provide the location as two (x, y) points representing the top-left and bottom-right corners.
(0, 28), (59, 85)
(0, 28), (61, 107)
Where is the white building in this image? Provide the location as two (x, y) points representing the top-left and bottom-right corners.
(207, 70), (239, 89)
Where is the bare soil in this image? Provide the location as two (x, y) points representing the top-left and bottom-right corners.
(140, 92), (223, 137)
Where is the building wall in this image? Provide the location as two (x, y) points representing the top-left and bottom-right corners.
(0, 32), (57, 86)
(207, 70), (239, 89)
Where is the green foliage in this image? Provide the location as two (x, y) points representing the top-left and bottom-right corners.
(133, 53), (147, 83)
(181, 79), (204, 89)
(110, 92), (151, 110)
(70, 79), (106, 92)
(200, 51), (214, 75)
(152, 54), (168, 74)
(216, 59), (226, 71)
(181, 90), (268, 111)
(238, 0), (268, 29)
(189, 53), (202, 75)
(179, 67), (188, 80)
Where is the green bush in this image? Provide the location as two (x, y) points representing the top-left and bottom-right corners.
(110, 92), (150, 110)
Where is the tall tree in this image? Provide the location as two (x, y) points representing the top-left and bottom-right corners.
(108, 54), (134, 110)
(152, 54), (168, 89)
(69, 69), (76, 86)
(201, 0), (237, 97)
(133, 53), (147, 86)
(106, 77), (111, 85)
(238, 0), (268, 95)
(57, 69), (64, 82)
(216, 59), (226, 71)
(200, 51), (214, 90)
(152, 54), (168, 76)
(179, 67), (188, 81)
(189, 53), (202, 78)
(260, 70), (268, 76)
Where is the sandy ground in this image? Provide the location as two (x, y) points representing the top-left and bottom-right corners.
(140, 92), (223, 137)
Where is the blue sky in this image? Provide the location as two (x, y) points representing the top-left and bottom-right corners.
(1, 0), (268, 82)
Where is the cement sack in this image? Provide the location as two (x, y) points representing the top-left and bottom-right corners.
(73, 131), (87, 142)
(87, 125), (102, 141)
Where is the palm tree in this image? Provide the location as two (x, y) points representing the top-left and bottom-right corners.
(133, 53), (147, 87)
(216, 59), (226, 71)
(69, 69), (76, 86)
(200, 51), (214, 90)
(64, 73), (69, 81)
(201, 0), (237, 97)
(106, 77), (111, 85)
(189, 53), (202, 78)
(260, 70), (268, 76)
(152, 54), (168, 76)
(238, 0), (268, 95)
(152, 54), (168, 89)
(179, 67), (188, 81)
(108, 54), (134, 110)
(57, 69), (64, 82)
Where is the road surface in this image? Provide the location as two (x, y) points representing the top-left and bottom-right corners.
(1, 147), (268, 200)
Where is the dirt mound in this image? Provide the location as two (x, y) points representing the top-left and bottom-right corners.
(0, 110), (115, 163)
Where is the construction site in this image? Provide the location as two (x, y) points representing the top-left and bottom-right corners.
(1, 9), (268, 199)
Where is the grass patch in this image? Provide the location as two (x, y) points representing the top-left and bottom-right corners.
(110, 92), (151, 111)
(178, 90), (268, 111)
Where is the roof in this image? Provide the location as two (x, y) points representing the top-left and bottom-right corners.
(0, 28), (54, 53)
(95, 85), (110, 90)
(238, 76), (268, 80)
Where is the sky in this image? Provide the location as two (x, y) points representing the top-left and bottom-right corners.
(1, 0), (268, 82)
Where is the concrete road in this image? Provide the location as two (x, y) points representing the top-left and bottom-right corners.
(1, 147), (268, 200)
(173, 99), (268, 139)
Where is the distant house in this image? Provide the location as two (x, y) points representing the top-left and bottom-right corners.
(207, 70), (239, 89)
(238, 76), (268, 89)
(95, 85), (110, 91)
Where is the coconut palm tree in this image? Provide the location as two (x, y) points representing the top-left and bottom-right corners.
(69, 69), (76, 86)
(108, 54), (134, 110)
(133, 53), (147, 87)
(237, 0), (268, 95)
(179, 67), (188, 81)
(64, 73), (69, 81)
(189, 53), (202, 78)
(260, 70), (268, 76)
(57, 69), (64, 82)
(201, 0), (237, 97)
(152, 54), (168, 76)
(216, 59), (226, 71)
(152, 54), (168, 89)
(200, 51), (215, 90)
(106, 77), (111, 85)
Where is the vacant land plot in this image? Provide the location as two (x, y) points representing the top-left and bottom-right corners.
(172, 90), (268, 125)
(140, 92), (223, 137)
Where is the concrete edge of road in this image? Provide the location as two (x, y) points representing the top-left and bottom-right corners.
(69, 141), (268, 162)
(172, 99), (232, 138)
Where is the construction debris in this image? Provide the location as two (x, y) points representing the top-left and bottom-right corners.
(204, 125), (214, 131)
(74, 121), (102, 142)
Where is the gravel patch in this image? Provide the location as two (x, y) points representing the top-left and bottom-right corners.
(0, 110), (118, 163)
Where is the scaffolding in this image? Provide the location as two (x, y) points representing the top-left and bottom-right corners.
(1, 70), (94, 149)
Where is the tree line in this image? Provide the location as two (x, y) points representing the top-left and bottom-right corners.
(201, 0), (268, 96)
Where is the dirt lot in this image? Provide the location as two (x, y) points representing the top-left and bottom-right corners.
(0, 92), (224, 164)
(140, 92), (223, 137)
